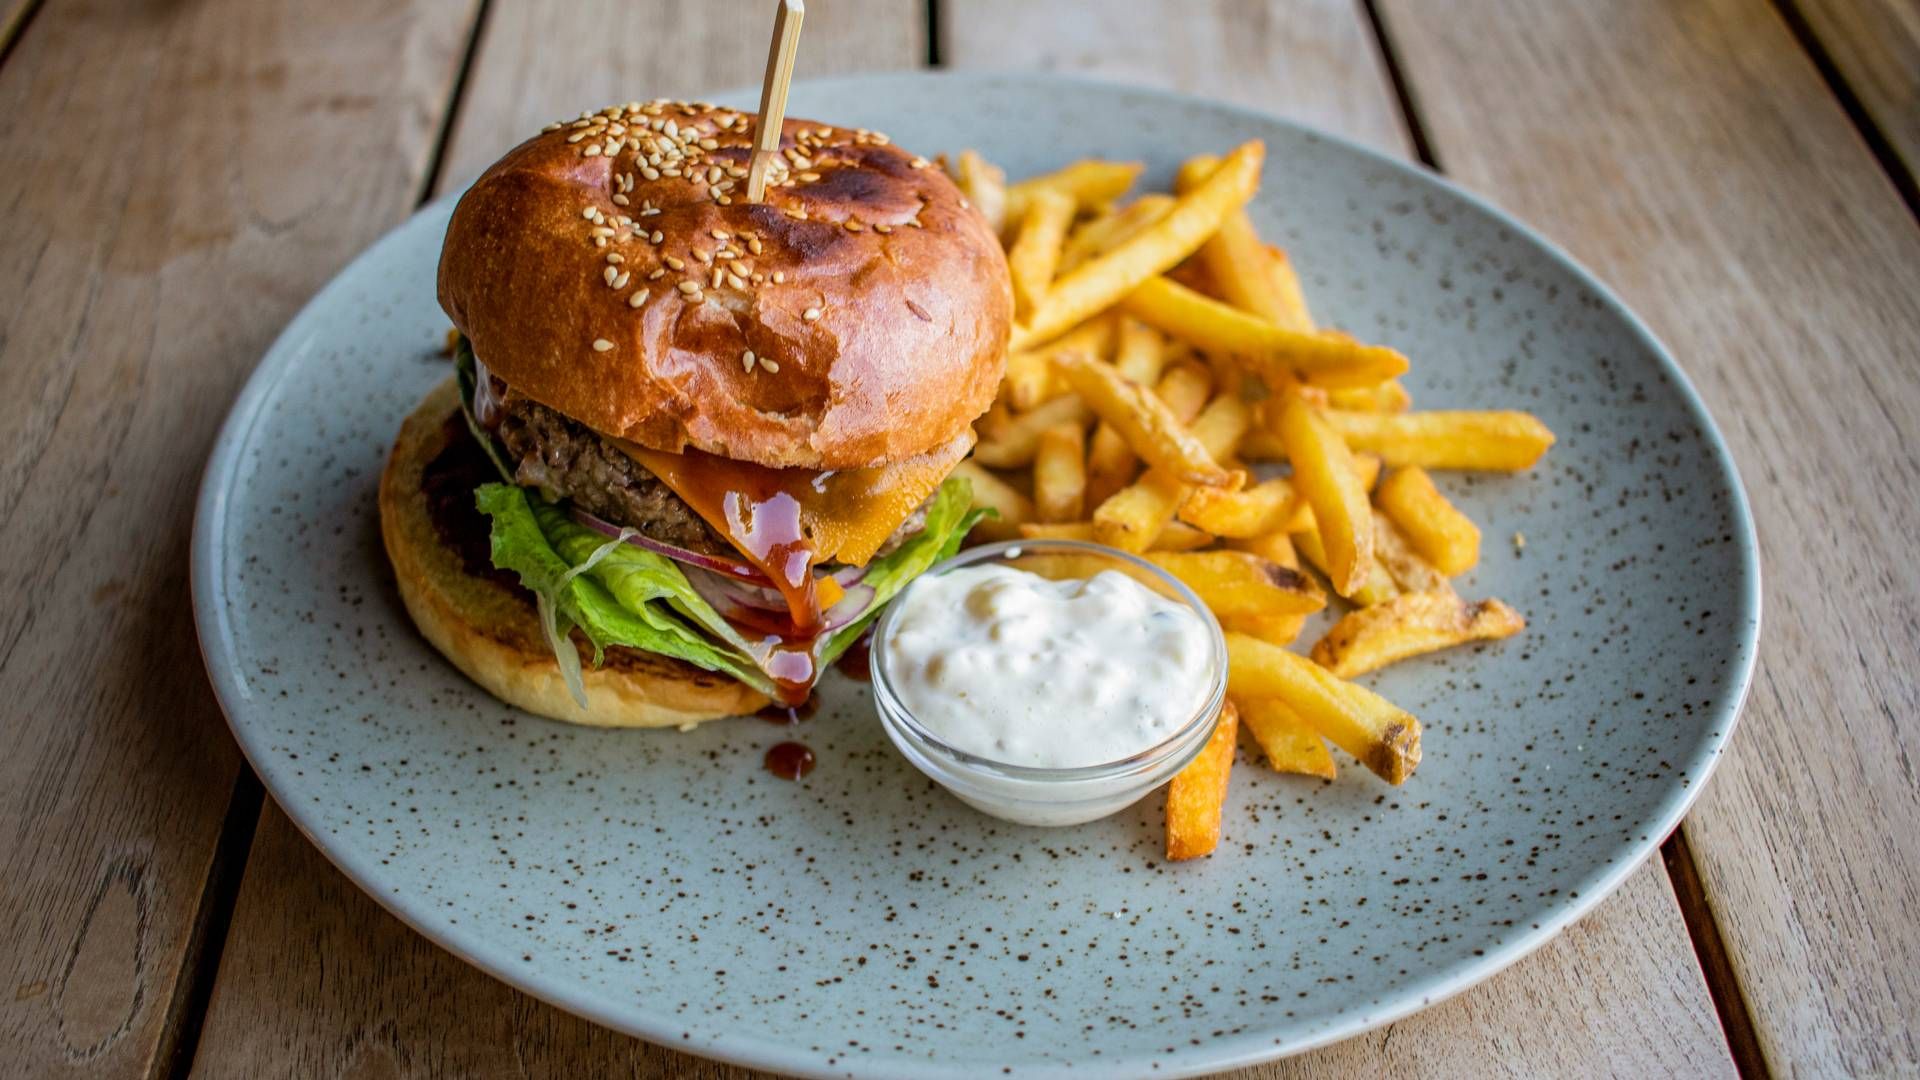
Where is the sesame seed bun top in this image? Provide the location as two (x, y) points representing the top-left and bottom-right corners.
(437, 99), (1012, 470)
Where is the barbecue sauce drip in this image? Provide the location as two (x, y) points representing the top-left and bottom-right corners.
(630, 447), (828, 705)
(764, 741), (817, 781)
(618, 431), (972, 706)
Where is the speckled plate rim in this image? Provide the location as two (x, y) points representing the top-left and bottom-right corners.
(192, 71), (1761, 1078)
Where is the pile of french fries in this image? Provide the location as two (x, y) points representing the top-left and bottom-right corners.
(948, 144), (1555, 861)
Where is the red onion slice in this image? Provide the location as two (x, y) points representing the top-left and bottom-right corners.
(568, 506), (768, 582)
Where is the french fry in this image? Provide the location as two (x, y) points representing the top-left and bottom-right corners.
(1166, 699), (1237, 860)
(1350, 451), (1383, 493)
(1007, 188), (1076, 321)
(1292, 520), (1398, 607)
(1188, 393), (1252, 461)
(1084, 319), (1171, 505)
(1123, 277), (1408, 389)
(1150, 521), (1215, 552)
(1219, 612), (1307, 648)
(1179, 477), (1306, 538)
(1143, 551), (1326, 617)
(1376, 466), (1481, 575)
(1310, 589), (1526, 677)
(1017, 522), (1095, 541)
(1003, 317), (1114, 411)
(1264, 245), (1315, 333)
(1236, 426), (1288, 461)
(1322, 409), (1556, 471)
(1235, 696), (1336, 778)
(1277, 396), (1375, 598)
(953, 460), (1033, 542)
(1017, 141), (1264, 348)
(1328, 379), (1412, 413)
(1059, 194), (1175, 273)
(1089, 364), (1216, 551)
(1033, 423), (1088, 522)
(1227, 530), (1298, 570)
(1005, 159), (1143, 227)
(971, 395), (1090, 469)
(1053, 350), (1237, 487)
(1371, 510), (1448, 594)
(955, 150), (1007, 234)
(1224, 632), (1422, 784)
(1175, 154), (1308, 333)
(1093, 469), (1186, 553)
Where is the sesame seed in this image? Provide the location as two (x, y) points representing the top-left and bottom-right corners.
(609, 123), (625, 136)
(741, 349), (756, 372)
(641, 167), (661, 180)
(677, 281), (699, 294)
(710, 267), (724, 288)
(629, 290), (649, 308)
(592, 226), (615, 237)
(711, 229), (730, 241)
(748, 237), (763, 255)
(715, 250), (735, 261)
(694, 249), (712, 264)
(874, 223), (893, 234)
(603, 266), (620, 286)
(567, 131), (588, 144)
(613, 271), (630, 288)
(649, 230), (664, 244)
(699, 138), (719, 151)
(594, 237), (607, 248)
(803, 307), (822, 321)
(582, 206), (598, 220)
(661, 166), (681, 177)
(910, 156), (929, 169)
(611, 193), (630, 206)
(907, 218), (923, 228)
(648, 267), (667, 280)
(845, 220), (865, 232)
(543, 122), (563, 133)
(799, 171), (821, 182)
(606, 252), (625, 263)
(761, 357), (779, 373)
(727, 272), (747, 289)
(664, 255), (685, 270)
(642, 207), (661, 217)
(792, 154), (813, 170)
(727, 166), (747, 179)
(716, 195), (732, 205)
(592, 339), (614, 352)
(783, 208), (806, 220)
(583, 144), (602, 157)
(688, 290), (705, 304)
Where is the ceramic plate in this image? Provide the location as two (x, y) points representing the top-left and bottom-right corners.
(193, 73), (1759, 1078)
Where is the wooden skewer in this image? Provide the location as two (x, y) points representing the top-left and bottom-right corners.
(747, 0), (806, 204)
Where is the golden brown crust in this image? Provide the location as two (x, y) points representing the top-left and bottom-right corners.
(439, 100), (1012, 470)
(379, 379), (768, 728)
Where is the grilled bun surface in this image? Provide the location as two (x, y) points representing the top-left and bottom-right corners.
(438, 100), (1012, 470)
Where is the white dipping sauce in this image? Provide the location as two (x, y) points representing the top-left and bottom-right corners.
(882, 564), (1214, 768)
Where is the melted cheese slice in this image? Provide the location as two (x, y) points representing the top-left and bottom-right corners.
(615, 429), (974, 570)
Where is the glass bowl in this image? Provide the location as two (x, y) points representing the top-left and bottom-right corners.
(869, 539), (1229, 826)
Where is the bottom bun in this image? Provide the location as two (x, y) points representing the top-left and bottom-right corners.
(379, 378), (769, 728)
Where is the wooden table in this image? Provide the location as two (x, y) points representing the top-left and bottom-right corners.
(5, 1), (1916, 1075)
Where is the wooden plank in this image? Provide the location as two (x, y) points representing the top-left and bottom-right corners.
(193, 803), (1729, 1079)
(946, 2), (1737, 1074)
(939, 0), (1409, 155)
(186, 0), (924, 1074)
(0, 0), (480, 1077)
(1373, 0), (1920, 1075)
(1792, 0), (1920, 185)
(436, 0), (926, 190)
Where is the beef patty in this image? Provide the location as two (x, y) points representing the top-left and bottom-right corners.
(491, 392), (931, 562)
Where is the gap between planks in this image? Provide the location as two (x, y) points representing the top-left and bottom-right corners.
(1355, 0), (1770, 1067)
(1766, 0), (1920, 221)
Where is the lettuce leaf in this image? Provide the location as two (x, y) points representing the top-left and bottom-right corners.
(476, 483), (777, 701)
(473, 470), (987, 704)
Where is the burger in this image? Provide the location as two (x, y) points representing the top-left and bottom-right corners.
(379, 99), (1010, 728)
